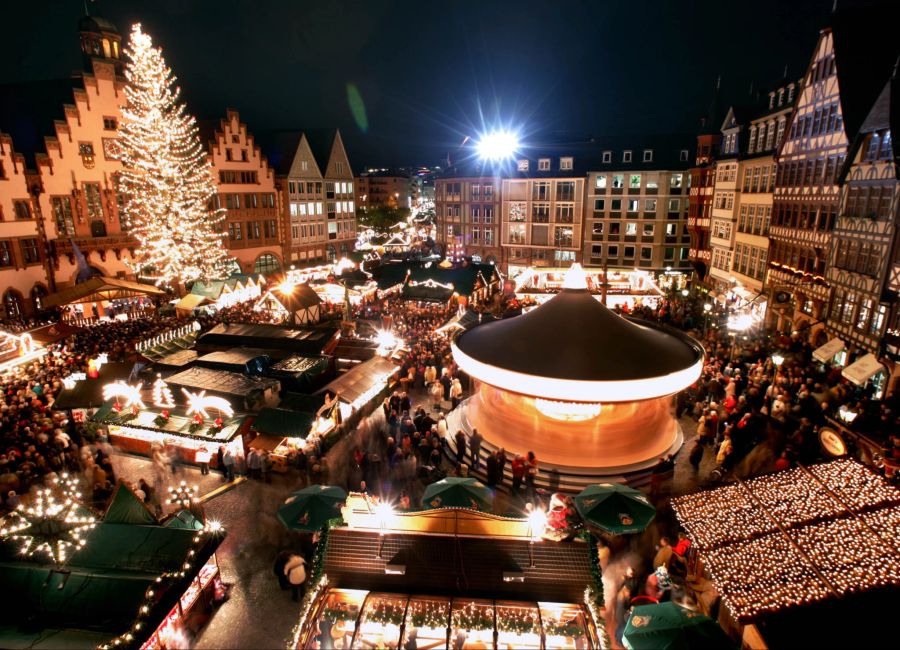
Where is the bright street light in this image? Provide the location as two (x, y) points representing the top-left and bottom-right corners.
(476, 130), (519, 161)
(771, 353), (785, 368)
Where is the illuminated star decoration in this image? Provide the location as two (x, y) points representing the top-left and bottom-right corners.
(181, 388), (234, 419)
(0, 473), (96, 565)
(102, 381), (146, 409)
(152, 374), (175, 409)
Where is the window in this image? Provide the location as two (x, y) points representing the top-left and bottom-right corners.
(20, 239), (40, 265)
(0, 241), (12, 267)
(247, 221), (261, 239)
(560, 157), (573, 170)
(532, 182), (551, 201)
(508, 223), (526, 244)
(228, 222), (243, 240)
(84, 183), (103, 219)
(556, 205), (574, 223)
(612, 174), (624, 189)
(509, 202), (526, 222)
(13, 200), (31, 220)
(517, 159), (529, 171)
(254, 253), (281, 275)
(51, 197), (75, 235)
(609, 222), (621, 235)
(665, 223), (677, 236)
(484, 229), (493, 245)
(264, 219), (278, 237)
(556, 181), (575, 201)
(625, 222), (637, 235)
(680, 150), (689, 162)
(670, 174), (682, 188)
(538, 158), (550, 171)
(591, 245), (603, 256)
(646, 175), (659, 190)
(471, 206), (481, 223)
(594, 199), (605, 211)
(595, 175), (607, 189)
(554, 226), (574, 247)
(602, 151), (612, 163)
(592, 222), (604, 235)
(611, 199), (622, 211)
(643, 150), (653, 162)
(645, 199), (657, 212)
(641, 247), (652, 260)
(629, 174), (641, 189)
(102, 117), (117, 130)
(628, 199), (639, 212)
(643, 223), (654, 236)
(336, 162), (344, 174)
(532, 204), (550, 222)
(668, 199), (680, 212)
(624, 245), (635, 258)
(623, 151), (632, 163)
(608, 245), (618, 257)
(665, 247), (675, 260)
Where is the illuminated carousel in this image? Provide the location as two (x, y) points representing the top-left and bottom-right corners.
(450, 264), (704, 477)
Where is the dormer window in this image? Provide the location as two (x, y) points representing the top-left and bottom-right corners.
(538, 158), (550, 171)
(623, 151), (632, 163)
(602, 151), (612, 163)
(778, 88), (785, 106)
(517, 159), (529, 172)
(643, 150), (653, 162)
(680, 149), (689, 162)
(787, 85), (795, 103)
(769, 93), (775, 110)
(560, 157), (573, 170)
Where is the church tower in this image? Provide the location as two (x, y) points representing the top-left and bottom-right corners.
(78, 3), (123, 75)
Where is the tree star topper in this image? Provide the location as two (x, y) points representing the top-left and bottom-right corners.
(181, 388), (234, 419)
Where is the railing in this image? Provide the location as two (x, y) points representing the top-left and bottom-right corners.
(136, 321), (200, 352)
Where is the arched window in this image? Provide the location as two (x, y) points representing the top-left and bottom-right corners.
(3, 290), (24, 320)
(339, 242), (349, 255)
(253, 253), (281, 276)
(31, 285), (48, 313)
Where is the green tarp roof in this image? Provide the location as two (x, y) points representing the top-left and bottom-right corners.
(103, 484), (157, 525)
(252, 407), (315, 437)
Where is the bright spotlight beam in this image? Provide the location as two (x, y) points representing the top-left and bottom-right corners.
(476, 130), (519, 161)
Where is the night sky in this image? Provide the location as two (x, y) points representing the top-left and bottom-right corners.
(1, 0), (842, 167)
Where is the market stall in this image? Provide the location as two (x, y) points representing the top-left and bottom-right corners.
(249, 394), (340, 471)
(316, 356), (398, 420)
(164, 365), (281, 411)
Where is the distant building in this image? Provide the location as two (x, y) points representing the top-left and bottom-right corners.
(255, 129), (356, 265)
(434, 169), (502, 265)
(583, 138), (692, 279)
(355, 170), (415, 211)
(201, 110), (283, 276)
(687, 83), (724, 284)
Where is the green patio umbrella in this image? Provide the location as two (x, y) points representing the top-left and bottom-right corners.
(573, 483), (656, 535)
(277, 484), (347, 532)
(623, 602), (733, 650)
(421, 477), (493, 511)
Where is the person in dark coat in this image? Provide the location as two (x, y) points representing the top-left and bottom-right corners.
(273, 550), (291, 590)
(454, 430), (467, 466)
(469, 429), (483, 471)
(495, 448), (507, 487)
(440, 372), (452, 401)
(485, 451), (499, 486)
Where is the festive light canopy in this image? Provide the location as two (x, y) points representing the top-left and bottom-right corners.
(0, 473), (96, 565)
(118, 24), (229, 289)
(672, 459), (900, 621)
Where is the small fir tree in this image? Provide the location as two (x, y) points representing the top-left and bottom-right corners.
(117, 24), (228, 290)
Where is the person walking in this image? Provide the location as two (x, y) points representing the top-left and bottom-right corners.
(454, 429), (467, 467)
(469, 429), (483, 471)
(196, 445), (210, 475)
(284, 554), (307, 602)
(450, 378), (463, 409)
(222, 447), (236, 482)
(430, 380), (443, 411)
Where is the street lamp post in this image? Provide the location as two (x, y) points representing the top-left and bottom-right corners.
(771, 353), (785, 386)
(703, 303), (712, 336)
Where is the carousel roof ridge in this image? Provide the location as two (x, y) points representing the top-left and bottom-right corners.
(452, 279), (703, 400)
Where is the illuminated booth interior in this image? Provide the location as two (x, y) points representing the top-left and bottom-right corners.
(451, 264), (704, 476)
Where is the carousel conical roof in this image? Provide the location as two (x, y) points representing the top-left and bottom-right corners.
(451, 265), (703, 402)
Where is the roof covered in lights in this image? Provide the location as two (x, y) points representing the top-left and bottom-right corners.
(451, 265), (703, 401)
(672, 458), (900, 627)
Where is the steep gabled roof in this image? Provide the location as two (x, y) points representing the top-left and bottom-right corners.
(252, 130), (305, 176)
(302, 128), (338, 175)
(829, 3), (900, 141)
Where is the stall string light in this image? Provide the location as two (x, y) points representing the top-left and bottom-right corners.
(99, 519), (225, 650)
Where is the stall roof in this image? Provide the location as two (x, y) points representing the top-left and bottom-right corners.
(813, 337), (846, 363)
(842, 353), (885, 386)
(174, 292), (209, 312)
(92, 401), (245, 442)
(0, 504), (221, 647)
(270, 354), (329, 376)
(26, 321), (82, 345)
(252, 408), (315, 438)
(154, 349), (199, 368)
(43, 277), (165, 308)
(278, 392), (327, 413)
(198, 348), (273, 365)
(165, 366), (279, 398)
(197, 323), (337, 355)
(323, 526), (592, 603)
(317, 356), (397, 406)
(51, 362), (136, 410)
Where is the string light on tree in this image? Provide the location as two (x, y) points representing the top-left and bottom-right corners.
(0, 474), (96, 565)
(167, 481), (199, 509)
(117, 24), (229, 290)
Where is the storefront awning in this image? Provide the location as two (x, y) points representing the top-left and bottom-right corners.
(813, 337), (846, 363)
(842, 353), (884, 386)
(248, 433), (285, 452)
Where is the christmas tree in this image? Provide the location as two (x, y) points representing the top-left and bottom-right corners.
(152, 374), (175, 409)
(117, 24), (229, 290)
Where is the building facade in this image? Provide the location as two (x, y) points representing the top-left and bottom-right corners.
(205, 110), (283, 276)
(258, 130), (356, 266)
(767, 30), (847, 340)
(825, 78), (896, 367)
(434, 175), (502, 264)
(355, 171), (414, 211)
(687, 89), (723, 285)
(583, 146), (692, 276)
(502, 155), (585, 273)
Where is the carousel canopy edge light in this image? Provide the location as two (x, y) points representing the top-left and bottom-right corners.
(451, 339), (703, 402)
